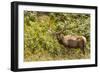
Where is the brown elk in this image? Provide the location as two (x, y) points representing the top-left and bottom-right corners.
(51, 24), (87, 55)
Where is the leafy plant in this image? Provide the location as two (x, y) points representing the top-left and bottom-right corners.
(24, 11), (90, 61)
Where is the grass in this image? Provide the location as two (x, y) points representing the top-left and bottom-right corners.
(24, 11), (90, 62)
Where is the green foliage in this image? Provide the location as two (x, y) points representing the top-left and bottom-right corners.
(24, 11), (90, 61)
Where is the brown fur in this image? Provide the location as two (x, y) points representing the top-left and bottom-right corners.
(56, 34), (86, 55)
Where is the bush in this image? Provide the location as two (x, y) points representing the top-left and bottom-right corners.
(24, 11), (90, 61)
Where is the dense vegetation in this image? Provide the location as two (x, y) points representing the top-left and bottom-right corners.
(24, 11), (90, 62)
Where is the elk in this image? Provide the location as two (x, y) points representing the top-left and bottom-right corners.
(51, 24), (87, 55)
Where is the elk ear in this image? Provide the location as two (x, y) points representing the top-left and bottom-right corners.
(60, 34), (64, 39)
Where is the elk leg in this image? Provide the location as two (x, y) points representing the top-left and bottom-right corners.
(81, 47), (85, 55)
(79, 40), (85, 55)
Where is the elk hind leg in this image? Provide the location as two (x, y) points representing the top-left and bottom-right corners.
(81, 47), (85, 55)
